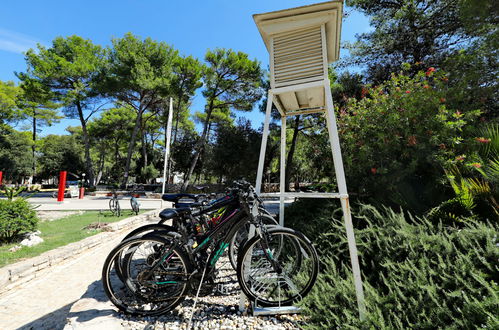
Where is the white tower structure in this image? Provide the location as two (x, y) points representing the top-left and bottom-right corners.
(253, 1), (366, 319)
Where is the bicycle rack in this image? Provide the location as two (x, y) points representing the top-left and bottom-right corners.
(251, 304), (301, 316)
(240, 1), (366, 320)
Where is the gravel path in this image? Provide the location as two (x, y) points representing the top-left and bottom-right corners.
(113, 258), (304, 330)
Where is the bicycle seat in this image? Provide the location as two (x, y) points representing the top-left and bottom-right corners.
(162, 193), (200, 202)
(159, 207), (191, 220)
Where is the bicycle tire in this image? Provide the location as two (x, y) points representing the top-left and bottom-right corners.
(109, 199), (115, 213)
(114, 224), (177, 282)
(102, 235), (192, 316)
(228, 214), (278, 271)
(130, 197), (140, 215)
(236, 227), (319, 307)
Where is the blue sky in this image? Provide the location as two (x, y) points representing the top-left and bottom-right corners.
(0, 0), (370, 135)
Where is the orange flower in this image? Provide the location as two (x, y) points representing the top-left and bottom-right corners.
(371, 168), (377, 175)
(408, 135), (417, 146)
(426, 67), (436, 76)
(475, 137), (491, 143)
(361, 87), (369, 98)
(439, 97), (446, 103)
(471, 163), (482, 169)
(405, 90), (411, 94)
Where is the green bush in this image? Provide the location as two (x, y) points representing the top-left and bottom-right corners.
(337, 66), (481, 213)
(289, 203), (498, 329)
(0, 198), (39, 243)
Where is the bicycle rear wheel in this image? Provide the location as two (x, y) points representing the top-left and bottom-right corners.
(237, 227), (319, 307)
(114, 223), (176, 282)
(109, 198), (121, 216)
(102, 235), (191, 316)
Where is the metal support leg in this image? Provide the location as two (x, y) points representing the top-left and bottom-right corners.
(240, 92), (274, 312)
(324, 82), (366, 320)
(279, 116), (286, 226)
(255, 91), (273, 194)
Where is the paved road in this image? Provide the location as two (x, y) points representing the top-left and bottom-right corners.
(25, 195), (293, 213)
(27, 196), (164, 211)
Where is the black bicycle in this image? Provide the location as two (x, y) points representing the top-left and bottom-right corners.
(117, 189), (278, 272)
(102, 182), (318, 316)
(109, 190), (121, 216)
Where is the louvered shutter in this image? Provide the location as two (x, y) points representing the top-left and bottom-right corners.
(272, 26), (325, 88)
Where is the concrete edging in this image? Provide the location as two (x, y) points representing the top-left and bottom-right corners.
(0, 209), (159, 295)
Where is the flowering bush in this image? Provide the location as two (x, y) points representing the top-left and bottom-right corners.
(338, 65), (481, 211)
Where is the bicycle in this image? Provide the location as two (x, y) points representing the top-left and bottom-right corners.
(129, 189), (141, 215)
(109, 190), (121, 216)
(118, 188), (278, 272)
(102, 182), (319, 316)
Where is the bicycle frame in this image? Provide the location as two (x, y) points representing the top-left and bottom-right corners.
(144, 192), (273, 285)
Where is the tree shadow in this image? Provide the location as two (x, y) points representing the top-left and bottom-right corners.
(17, 280), (118, 330)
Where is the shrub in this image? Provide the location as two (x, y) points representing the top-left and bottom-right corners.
(297, 205), (499, 329)
(0, 198), (39, 243)
(337, 66), (481, 213)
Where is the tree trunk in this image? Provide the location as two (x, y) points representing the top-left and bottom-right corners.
(181, 99), (215, 191)
(95, 147), (105, 186)
(122, 109), (143, 188)
(76, 101), (95, 187)
(285, 116), (301, 192)
(140, 121), (148, 183)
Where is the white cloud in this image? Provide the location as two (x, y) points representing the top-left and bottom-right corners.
(0, 28), (43, 54)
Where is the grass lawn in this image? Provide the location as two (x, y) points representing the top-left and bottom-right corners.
(0, 210), (146, 267)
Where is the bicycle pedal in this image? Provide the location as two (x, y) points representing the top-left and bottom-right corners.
(216, 283), (231, 295)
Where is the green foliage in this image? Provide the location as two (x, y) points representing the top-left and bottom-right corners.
(345, 0), (498, 116)
(38, 134), (85, 178)
(0, 210), (142, 267)
(0, 198), (38, 243)
(337, 67), (480, 212)
(0, 127), (33, 182)
(202, 48), (263, 112)
(2, 186), (27, 201)
(21, 35), (106, 110)
(182, 48), (263, 189)
(140, 164), (159, 182)
(103, 33), (178, 187)
(208, 119), (260, 183)
(293, 204), (499, 329)
(430, 123), (499, 221)
(0, 80), (23, 125)
(19, 35), (108, 186)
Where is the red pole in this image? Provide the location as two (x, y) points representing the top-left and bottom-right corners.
(0, 171), (3, 185)
(57, 171), (67, 202)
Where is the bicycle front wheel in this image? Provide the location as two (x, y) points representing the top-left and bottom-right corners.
(237, 227), (319, 307)
(130, 197), (140, 215)
(228, 214), (278, 271)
